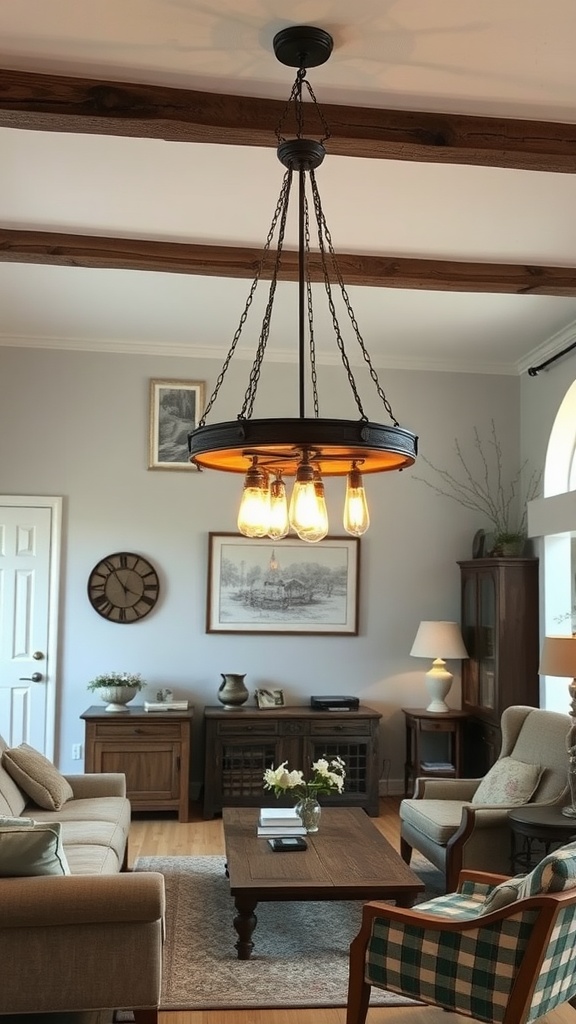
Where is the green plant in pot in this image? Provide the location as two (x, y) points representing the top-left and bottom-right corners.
(87, 672), (146, 712)
(413, 421), (542, 557)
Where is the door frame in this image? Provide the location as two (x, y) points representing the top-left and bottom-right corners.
(1, 495), (62, 759)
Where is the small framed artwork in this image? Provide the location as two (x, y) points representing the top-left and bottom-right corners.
(256, 688), (285, 709)
(472, 529), (486, 559)
(148, 379), (205, 471)
(206, 533), (360, 635)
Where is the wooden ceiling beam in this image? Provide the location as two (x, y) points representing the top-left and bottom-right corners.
(2, 228), (576, 295)
(1, 68), (576, 172)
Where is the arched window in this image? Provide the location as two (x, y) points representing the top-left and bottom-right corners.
(535, 381), (576, 711)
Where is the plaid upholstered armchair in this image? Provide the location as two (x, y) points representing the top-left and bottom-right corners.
(346, 842), (576, 1024)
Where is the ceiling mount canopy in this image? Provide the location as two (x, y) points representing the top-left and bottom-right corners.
(188, 24), (418, 542)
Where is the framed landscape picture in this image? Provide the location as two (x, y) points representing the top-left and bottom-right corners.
(148, 379), (205, 470)
(206, 533), (360, 635)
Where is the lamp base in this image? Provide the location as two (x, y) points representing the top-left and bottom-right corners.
(426, 698), (450, 713)
(425, 660), (453, 714)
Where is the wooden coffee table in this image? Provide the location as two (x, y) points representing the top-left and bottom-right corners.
(223, 806), (424, 959)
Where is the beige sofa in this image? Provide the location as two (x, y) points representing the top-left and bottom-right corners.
(0, 735), (165, 1022)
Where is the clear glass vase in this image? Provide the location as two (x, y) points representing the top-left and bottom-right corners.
(295, 796), (321, 833)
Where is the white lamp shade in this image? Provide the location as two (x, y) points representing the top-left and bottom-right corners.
(410, 621), (469, 660)
(539, 636), (576, 677)
(410, 620), (468, 713)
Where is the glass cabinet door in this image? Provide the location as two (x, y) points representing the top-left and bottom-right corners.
(478, 573), (496, 710)
(462, 574), (479, 709)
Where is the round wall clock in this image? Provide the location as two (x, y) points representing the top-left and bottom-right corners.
(87, 552), (160, 623)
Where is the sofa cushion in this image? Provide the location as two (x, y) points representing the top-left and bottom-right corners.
(471, 757), (542, 806)
(399, 799), (466, 845)
(64, 842), (124, 875)
(2, 744), (74, 811)
(0, 820), (71, 876)
(0, 815), (35, 828)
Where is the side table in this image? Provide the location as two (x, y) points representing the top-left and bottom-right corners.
(402, 707), (468, 796)
(81, 705), (193, 822)
(508, 805), (576, 873)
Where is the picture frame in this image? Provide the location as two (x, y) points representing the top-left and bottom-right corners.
(255, 688), (285, 708)
(206, 533), (360, 635)
(148, 379), (205, 471)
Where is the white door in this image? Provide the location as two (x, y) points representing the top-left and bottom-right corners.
(0, 497), (61, 757)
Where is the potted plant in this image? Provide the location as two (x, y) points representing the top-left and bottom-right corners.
(87, 672), (146, 712)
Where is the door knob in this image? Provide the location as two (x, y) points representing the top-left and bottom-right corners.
(19, 672), (43, 682)
(33, 651), (45, 661)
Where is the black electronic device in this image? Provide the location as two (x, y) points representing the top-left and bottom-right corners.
(268, 836), (308, 851)
(310, 695), (360, 711)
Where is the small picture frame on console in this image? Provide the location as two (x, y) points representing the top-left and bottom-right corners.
(256, 688), (285, 709)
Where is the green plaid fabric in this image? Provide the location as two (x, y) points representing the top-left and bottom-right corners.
(366, 910), (537, 1023)
(527, 905), (576, 1022)
(415, 891), (486, 919)
(364, 871), (576, 1023)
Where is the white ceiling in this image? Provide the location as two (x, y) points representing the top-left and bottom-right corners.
(2, 0), (576, 374)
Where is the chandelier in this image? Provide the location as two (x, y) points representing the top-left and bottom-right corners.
(188, 25), (418, 542)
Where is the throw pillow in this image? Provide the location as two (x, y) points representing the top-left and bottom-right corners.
(0, 815), (35, 828)
(478, 875), (525, 915)
(517, 841), (576, 898)
(2, 744), (74, 811)
(0, 821), (70, 876)
(471, 757), (543, 806)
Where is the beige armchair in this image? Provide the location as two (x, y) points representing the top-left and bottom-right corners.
(399, 705), (570, 892)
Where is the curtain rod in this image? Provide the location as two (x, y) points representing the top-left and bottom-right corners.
(528, 339), (576, 376)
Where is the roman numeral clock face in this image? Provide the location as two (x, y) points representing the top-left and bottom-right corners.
(87, 552), (160, 623)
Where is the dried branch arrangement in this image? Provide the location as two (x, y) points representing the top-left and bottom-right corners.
(413, 421), (542, 542)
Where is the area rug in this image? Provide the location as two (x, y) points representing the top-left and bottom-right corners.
(134, 853), (442, 1010)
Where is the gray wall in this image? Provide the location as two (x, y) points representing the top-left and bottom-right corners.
(0, 344), (522, 793)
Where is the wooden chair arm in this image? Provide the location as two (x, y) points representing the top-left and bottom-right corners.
(357, 888), (576, 934)
(458, 869), (512, 887)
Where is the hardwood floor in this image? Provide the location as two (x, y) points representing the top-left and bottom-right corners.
(128, 798), (576, 1024)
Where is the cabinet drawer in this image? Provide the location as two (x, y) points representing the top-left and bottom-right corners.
(91, 721), (183, 739)
(419, 720), (455, 734)
(310, 719), (371, 737)
(216, 719), (280, 737)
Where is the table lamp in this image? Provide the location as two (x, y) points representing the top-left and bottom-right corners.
(539, 635), (576, 818)
(410, 620), (469, 713)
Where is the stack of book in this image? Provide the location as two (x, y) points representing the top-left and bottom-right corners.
(420, 761), (454, 772)
(144, 700), (189, 712)
(257, 806), (306, 837)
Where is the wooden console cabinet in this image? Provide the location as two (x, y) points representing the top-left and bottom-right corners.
(203, 704), (382, 819)
(81, 705), (193, 822)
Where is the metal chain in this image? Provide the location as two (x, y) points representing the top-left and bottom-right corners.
(275, 69), (331, 146)
(302, 78), (331, 145)
(304, 191), (320, 417)
(309, 171), (367, 420)
(309, 170), (399, 426)
(241, 168), (294, 419)
(198, 170), (293, 427)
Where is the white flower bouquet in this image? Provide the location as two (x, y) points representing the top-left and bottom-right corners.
(263, 756), (346, 800)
